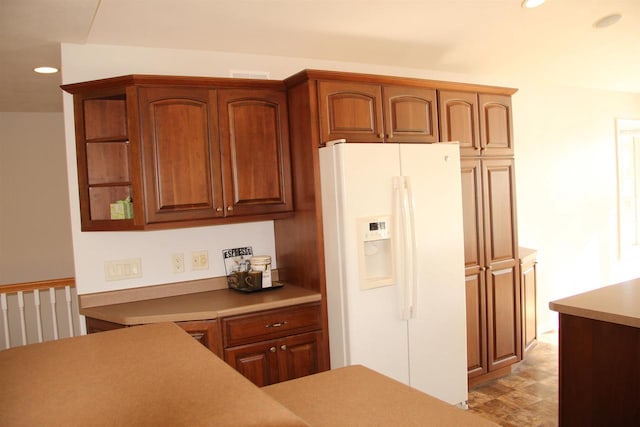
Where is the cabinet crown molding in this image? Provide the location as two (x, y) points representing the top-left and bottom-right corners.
(284, 69), (518, 95)
(61, 70), (518, 96)
(61, 74), (286, 94)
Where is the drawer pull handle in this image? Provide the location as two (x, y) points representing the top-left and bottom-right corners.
(280, 345), (287, 351)
(266, 321), (287, 328)
(270, 346), (277, 353)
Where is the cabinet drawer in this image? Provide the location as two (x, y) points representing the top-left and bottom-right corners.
(222, 303), (321, 347)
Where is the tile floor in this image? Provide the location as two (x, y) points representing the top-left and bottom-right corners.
(467, 331), (559, 426)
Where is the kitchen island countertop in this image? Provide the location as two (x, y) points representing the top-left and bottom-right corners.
(81, 283), (321, 325)
(548, 277), (640, 328)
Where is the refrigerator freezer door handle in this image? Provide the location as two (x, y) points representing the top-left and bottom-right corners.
(403, 176), (418, 319)
(392, 177), (408, 320)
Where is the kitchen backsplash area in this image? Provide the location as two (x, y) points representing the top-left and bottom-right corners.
(72, 220), (277, 295)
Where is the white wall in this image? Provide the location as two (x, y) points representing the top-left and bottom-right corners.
(0, 112), (74, 284)
(513, 85), (640, 331)
(61, 44), (640, 332)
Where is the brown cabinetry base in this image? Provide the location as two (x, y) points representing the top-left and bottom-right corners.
(558, 313), (640, 426)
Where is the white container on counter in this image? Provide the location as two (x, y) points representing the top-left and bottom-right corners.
(250, 255), (272, 288)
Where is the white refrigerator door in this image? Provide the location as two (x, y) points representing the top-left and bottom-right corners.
(319, 143), (411, 384)
(399, 143), (469, 405)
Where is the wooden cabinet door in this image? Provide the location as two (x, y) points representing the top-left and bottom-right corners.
(460, 159), (484, 279)
(482, 158), (518, 274)
(486, 266), (521, 371)
(482, 158), (521, 370)
(176, 319), (222, 357)
(278, 331), (322, 382)
(438, 90), (479, 155)
(465, 272), (487, 378)
(382, 86), (438, 143)
(225, 340), (280, 387)
(479, 94), (514, 156)
(138, 87), (224, 223)
(318, 81), (384, 144)
(460, 159), (487, 378)
(218, 89), (293, 216)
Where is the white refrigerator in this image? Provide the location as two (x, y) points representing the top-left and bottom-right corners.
(319, 141), (468, 406)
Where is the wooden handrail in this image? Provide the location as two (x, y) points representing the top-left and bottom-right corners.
(0, 277), (75, 294)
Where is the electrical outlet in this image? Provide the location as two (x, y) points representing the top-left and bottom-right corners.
(104, 258), (142, 281)
(172, 253), (185, 273)
(191, 250), (209, 270)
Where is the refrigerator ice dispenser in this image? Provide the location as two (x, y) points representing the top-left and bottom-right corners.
(357, 216), (395, 290)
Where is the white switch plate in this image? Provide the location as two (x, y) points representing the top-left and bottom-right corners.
(105, 258), (142, 281)
(191, 250), (209, 270)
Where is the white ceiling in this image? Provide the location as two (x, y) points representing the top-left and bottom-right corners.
(2, 0), (639, 112)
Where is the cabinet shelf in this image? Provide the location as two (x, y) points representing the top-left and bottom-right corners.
(85, 136), (129, 143)
(88, 182), (132, 188)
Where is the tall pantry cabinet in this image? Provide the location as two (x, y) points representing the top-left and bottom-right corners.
(439, 90), (522, 384)
(279, 70), (523, 387)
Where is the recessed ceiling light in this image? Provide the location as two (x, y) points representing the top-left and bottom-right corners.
(594, 13), (622, 29)
(34, 66), (59, 74)
(522, 0), (545, 8)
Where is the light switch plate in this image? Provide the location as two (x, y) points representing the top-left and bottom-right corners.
(105, 258), (142, 281)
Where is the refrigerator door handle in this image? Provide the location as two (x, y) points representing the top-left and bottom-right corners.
(394, 176), (417, 320)
(392, 176), (408, 320)
(402, 176), (418, 319)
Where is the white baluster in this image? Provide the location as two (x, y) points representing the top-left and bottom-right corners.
(17, 291), (27, 345)
(34, 289), (43, 343)
(64, 285), (74, 337)
(1, 293), (9, 349)
(49, 287), (59, 340)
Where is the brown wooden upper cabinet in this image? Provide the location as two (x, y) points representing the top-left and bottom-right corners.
(438, 91), (513, 156)
(139, 86), (225, 224)
(318, 81), (438, 145)
(218, 89), (292, 217)
(62, 76), (293, 231)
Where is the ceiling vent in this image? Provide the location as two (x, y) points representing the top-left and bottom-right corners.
(230, 70), (270, 79)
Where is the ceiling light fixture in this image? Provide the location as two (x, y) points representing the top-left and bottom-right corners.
(521, 0), (545, 8)
(594, 13), (622, 29)
(34, 66), (59, 74)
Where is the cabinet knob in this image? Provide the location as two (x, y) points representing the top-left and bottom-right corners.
(280, 345), (287, 351)
(270, 347), (277, 353)
(216, 207), (223, 212)
(227, 206), (234, 212)
(378, 133), (384, 139)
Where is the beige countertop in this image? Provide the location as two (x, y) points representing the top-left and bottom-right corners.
(81, 284), (321, 325)
(265, 365), (498, 426)
(1, 323), (497, 427)
(549, 278), (640, 328)
(519, 247), (537, 264)
(0, 323), (308, 426)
